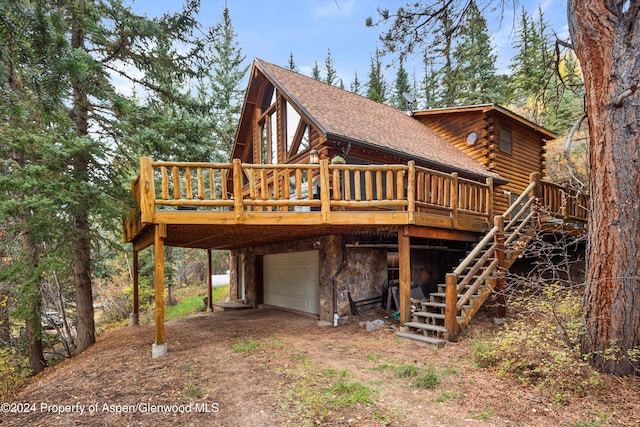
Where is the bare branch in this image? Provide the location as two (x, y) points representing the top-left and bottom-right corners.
(564, 114), (588, 190)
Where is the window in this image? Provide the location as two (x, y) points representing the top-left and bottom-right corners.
(257, 84), (278, 164)
(499, 128), (512, 154)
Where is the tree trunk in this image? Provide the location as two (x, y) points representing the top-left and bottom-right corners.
(20, 222), (46, 375)
(12, 144), (46, 374)
(72, 211), (95, 352)
(568, 1), (640, 375)
(70, 19), (95, 353)
(25, 296), (46, 375)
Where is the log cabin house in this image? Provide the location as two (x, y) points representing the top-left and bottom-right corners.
(124, 59), (587, 356)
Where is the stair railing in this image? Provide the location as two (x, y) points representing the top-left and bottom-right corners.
(446, 172), (542, 340)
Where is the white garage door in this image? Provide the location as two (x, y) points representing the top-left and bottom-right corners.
(263, 250), (319, 315)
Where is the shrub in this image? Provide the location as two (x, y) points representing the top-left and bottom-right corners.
(472, 286), (601, 401)
(0, 347), (29, 400)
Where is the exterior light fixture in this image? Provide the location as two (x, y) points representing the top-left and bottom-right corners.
(309, 148), (320, 164)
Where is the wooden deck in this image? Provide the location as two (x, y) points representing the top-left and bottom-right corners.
(123, 157), (588, 356)
(124, 158), (499, 250)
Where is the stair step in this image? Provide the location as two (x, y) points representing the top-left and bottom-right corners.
(413, 311), (445, 320)
(396, 332), (447, 349)
(404, 322), (448, 334)
(430, 292), (480, 300)
(422, 301), (472, 310)
(413, 312), (465, 322)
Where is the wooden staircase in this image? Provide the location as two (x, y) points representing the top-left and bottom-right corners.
(397, 181), (541, 348)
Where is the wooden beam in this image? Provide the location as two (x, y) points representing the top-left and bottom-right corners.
(445, 273), (458, 340)
(131, 249), (139, 326)
(207, 249), (213, 311)
(233, 159), (244, 222)
(154, 223), (166, 346)
(139, 157), (155, 223)
(398, 230), (411, 326)
(132, 226), (155, 252)
(403, 225), (479, 242)
(320, 159), (330, 223)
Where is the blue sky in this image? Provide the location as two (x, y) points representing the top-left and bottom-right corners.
(131, 0), (569, 88)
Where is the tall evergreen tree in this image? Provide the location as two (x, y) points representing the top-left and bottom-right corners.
(1, 0), (218, 356)
(350, 70), (362, 95)
(0, 0), (74, 372)
(208, 5), (249, 156)
(391, 59), (411, 109)
(422, 54), (440, 108)
(509, 7), (555, 122)
(324, 48), (338, 86)
(311, 60), (321, 81)
(287, 52), (298, 72)
(366, 50), (387, 103)
(451, 0), (499, 104)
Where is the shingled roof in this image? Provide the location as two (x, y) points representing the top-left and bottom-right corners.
(253, 59), (499, 181)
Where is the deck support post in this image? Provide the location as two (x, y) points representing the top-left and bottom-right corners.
(152, 223), (168, 358)
(207, 249), (213, 311)
(398, 229), (411, 326)
(494, 216), (507, 320)
(445, 273), (458, 340)
(130, 250), (139, 326)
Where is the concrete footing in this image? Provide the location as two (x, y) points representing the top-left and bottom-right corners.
(152, 343), (168, 358)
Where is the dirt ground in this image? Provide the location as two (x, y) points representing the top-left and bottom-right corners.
(3, 307), (639, 427)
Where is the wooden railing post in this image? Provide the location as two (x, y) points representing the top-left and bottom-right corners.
(494, 215), (506, 319)
(450, 172), (459, 228)
(139, 157), (155, 223)
(407, 161), (415, 223)
(232, 159), (243, 222)
(445, 273), (458, 340)
(320, 159), (330, 223)
(530, 172), (542, 200)
(485, 177), (494, 226)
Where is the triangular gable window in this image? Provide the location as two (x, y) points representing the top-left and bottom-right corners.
(284, 100), (310, 159)
(258, 84), (278, 164)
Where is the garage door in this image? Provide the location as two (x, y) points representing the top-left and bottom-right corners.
(263, 250), (319, 315)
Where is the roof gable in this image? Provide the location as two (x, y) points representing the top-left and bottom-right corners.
(235, 59), (498, 181)
(414, 104), (557, 140)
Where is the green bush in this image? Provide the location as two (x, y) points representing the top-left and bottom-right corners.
(0, 347), (29, 400)
(472, 286), (601, 402)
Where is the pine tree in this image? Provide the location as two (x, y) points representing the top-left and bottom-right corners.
(451, 0), (499, 104)
(1, 0), (219, 356)
(311, 61), (321, 81)
(208, 5), (249, 156)
(509, 7), (555, 122)
(350, 71), (362, 95)
(391, 59), (412, 109)
(366, 50), (387, 103)
(287, 52), (298, 71)
(422, 54), (440, 108)
(0, 0), (73, 372)
(324, 48), (338, 86)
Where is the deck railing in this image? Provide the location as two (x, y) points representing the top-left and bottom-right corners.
(129, 157), (495, 229)
(124, 157), (590, 244)
(540, 181), (589, 223)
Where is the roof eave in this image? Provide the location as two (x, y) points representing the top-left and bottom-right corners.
(326, 132), (506, 185)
